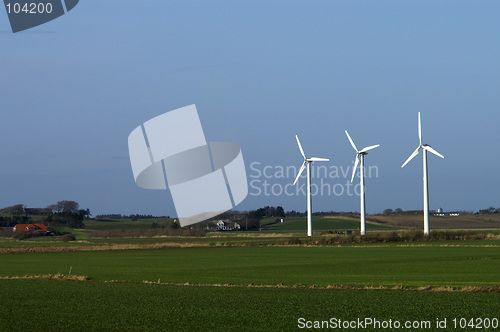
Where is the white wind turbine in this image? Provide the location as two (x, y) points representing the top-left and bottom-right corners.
(293, 135), (329, 237)
(345, 130), (380, 236)
(401, 112), (444, 235)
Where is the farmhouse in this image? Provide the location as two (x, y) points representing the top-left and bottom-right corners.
(13, 223), (48, 233)
(216, 220), (231, 231)
(216, 220), (241, 231)
(433, 208), (460, 217)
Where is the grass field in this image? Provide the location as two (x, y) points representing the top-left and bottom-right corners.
(1, 279), (499, 331)
(2, 216), (500, 331)
(2, 246), (499, 288)
(260, 217), (281, 226)
(1, 245), (500, 331)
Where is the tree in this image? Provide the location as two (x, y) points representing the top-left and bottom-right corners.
(276, 206), (285, 217)
(285, 210), (306, 217)
(2, 204), (25, 215)
(245, 218), (260, 230)
(383, 209), (394, 216)
(478, 207), (498, 215)
(169, 220), (180, 230)
(45, 201), (86, 228)
(47, 200), (80, 214)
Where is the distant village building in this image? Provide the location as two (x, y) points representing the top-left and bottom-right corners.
(433, 208), (460, 217)
(216, 220), (241, 231)
(13, 224), (48, 233)
(216, 220), (225, 229)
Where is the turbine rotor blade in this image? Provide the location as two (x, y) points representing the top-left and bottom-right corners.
(359, 144), (380, 153)
(351, 155), (360, 183)
(423, 145), (444, 159)
(308, 157), (329, 162)
(345, 130), (358, 152)
(418, 112), (422, 145)
(293, 161), (307, 185)
(295, 135), (307, 160)
(401, 146), (420, 168)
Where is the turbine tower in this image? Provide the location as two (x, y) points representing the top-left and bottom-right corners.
(401, 112), (444, 235)
(345, 130), (380, 236)
(293, 135), (329, 237)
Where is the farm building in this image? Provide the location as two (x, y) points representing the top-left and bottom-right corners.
(433, 208), (460, 217)
(13, 224), (48, 233)
(216, 220), (241, 231)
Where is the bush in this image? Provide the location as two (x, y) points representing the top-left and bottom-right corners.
(313, 230), (492, 245)
(287, 237), (302, 245)
(61, 234), (76, 242)
(17, 233), (31, 241)
(13, 231), (45, 241)
(169, 221), (180, 230)
(400, 228), (425, 242)
(317, 236), (337, 245)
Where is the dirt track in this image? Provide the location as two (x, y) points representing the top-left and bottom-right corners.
(367, 214), (500, 229)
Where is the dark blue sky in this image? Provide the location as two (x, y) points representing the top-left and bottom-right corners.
(1, 0), (499, 216)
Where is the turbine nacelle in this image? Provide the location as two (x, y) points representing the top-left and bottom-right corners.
(345, 130), (380, 183)
(401, 112), (444, 168)
(293, 135), (329, 185)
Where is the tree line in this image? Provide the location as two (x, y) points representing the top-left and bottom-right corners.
(0, 201), (90, 228)
(95, 214), (169, 220)
(477, 207), (500, 215)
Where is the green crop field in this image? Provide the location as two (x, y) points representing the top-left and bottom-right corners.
(2, 244), (500, 330)
(2, 238), (500, 331)
(260, 216), (281, 226)
(1, 246), (499, 287)
(265, 217), (396, 231)
(1, 279), (499, 331)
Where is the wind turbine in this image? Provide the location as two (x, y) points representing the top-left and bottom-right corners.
(293, 135), (329, 237)
(401, 112), (444, 235)
(345, 130), (380, 236)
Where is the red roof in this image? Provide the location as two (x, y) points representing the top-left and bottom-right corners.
(13, 224), (48, 232)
